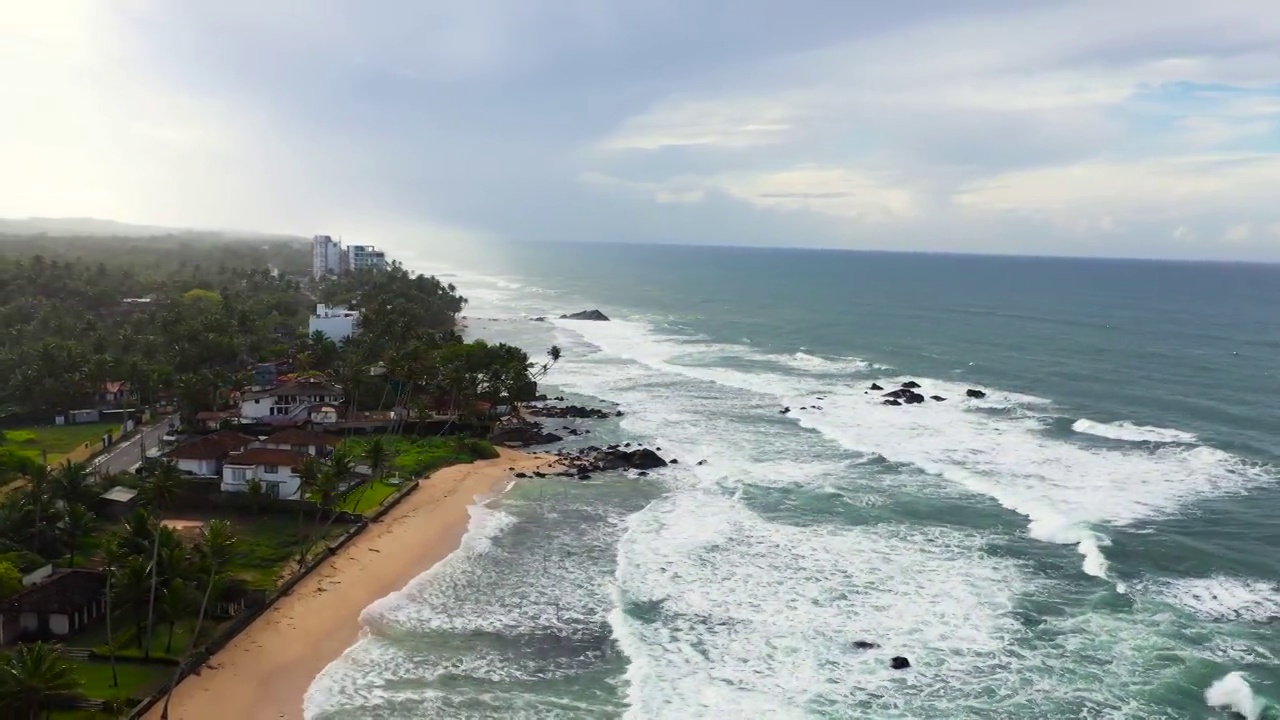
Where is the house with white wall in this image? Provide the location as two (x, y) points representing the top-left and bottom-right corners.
(166, 430), (256, 476)
(221, 447), (310, 499)
(259, 428), (342, 457)
(308, 304), (359, 342)
(1, 569), (107, 644)
(238, 377), (344, 424)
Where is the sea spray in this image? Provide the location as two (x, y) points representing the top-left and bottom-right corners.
(1072, 418), (1199, 444)
(1206, 672), (1265, 720)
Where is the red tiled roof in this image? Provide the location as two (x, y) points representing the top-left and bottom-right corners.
(5, 569), (107, 614)
(194, 410), (238, 421)
(265, 428), (342, 447)
(168, 430), (256, 460)
(224, 448), (309, 468)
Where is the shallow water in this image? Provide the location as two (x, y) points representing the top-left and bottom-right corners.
(306, 244), (1279, 719)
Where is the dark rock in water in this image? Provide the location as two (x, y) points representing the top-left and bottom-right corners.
(514, 472), (529, 479)
(637, 471), (649, 477)
(533, 471), (547, 478)
(529, 404), (613, 420)
(696, 460), (707, 466)
(883, 388), (913, 399)
(669, 458), (679, 464)
(901, 380), (922, 389)
(615, 410), (625, 417)
(852, 640), (880, 650)
(903, 392), (925, 404)
(930, 395), (946, 402)
(883, 399), (903, 406)
(491, 419), (563, 447)
(577, 473), (593, 480)
(531, 316), (547, 322)
(966, 389), (987, 399)
(780, 407), (791, 415)
(559, 309), (611, 321)
(890, 656), (911, 670)
(870, 383), (884, 391)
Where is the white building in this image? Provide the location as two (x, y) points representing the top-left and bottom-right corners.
(238, 376), (344, 423)
(309, 303), (360, 342)
(221, 447), (309, 499)
(312, 234), (343, 280)
(345, 244), (388, 273)
(166, 430), (256, 476)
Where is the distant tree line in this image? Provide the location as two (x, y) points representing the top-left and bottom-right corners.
(0, 236), (313, 417)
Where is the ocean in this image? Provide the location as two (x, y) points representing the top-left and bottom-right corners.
(304, 243), (1280, 719)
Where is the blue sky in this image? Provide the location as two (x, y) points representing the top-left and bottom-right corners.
(3, 0), (1280, 259)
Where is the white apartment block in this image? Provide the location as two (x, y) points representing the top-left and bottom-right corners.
(311, 235), (344, 279)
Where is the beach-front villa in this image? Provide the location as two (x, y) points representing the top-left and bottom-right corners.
(237, 376), (344, 425)
(220, 447), (310, 499)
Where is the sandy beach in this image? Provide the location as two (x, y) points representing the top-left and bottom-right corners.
(150, 448), (557, 720)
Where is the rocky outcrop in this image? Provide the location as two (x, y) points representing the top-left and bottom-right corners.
(852, 640), (880, 650)
(966, 389), (987, 399)
(883, 399), (902, 406)
(491, 419), (564, 447)
(869, 383), (884, 391)
(528, 404), (621, 419)
(902, 392), (925, 404)
(559, 309), (610, 321)
(890, 656), (911, 670)
(901, 380), (921, 389)
(930, 395), (946, 402)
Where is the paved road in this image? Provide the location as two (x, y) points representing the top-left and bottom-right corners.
(92, 415), (177, 477)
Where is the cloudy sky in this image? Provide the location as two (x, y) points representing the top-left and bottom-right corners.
(4, 1), (1280, 260)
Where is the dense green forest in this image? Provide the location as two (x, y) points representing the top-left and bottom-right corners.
(0, 233), (556, 423)
(0, 234), (314, 417)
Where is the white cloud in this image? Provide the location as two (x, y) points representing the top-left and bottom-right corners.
(952, 155), (1280, 222)
(1223, 223), (1253, 242)
(597, 97), (799, 151)
(583, 166), (916, 221)
(708, 167), (916, 220)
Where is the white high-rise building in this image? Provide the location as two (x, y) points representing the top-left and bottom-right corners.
(345, 245), (388, 273)
(311, 235), (343, 279)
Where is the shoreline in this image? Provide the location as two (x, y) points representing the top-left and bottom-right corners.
(150, 448), (557, 720)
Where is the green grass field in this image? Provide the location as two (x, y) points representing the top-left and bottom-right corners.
(337, 479), (404, 514)
(70, 657), (170, 700)
(1, 422), (121, 464)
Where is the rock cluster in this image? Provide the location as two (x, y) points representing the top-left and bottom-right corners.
(528, 404), (622, 420)
(559, 309), (610, 321)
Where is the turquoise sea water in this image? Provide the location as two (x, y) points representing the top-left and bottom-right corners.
(306, 243), (1280, 719)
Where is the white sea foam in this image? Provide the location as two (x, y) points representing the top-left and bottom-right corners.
(1206, 671), (1265, 720)
(1156, 576), (1280, 623)
(1072, 418), (1199, 443)
(774, 351), (872, 374)
(612, 492), (1029, 719)
(551, 313), (1270, 589)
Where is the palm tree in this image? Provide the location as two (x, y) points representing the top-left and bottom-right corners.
(0, 642), (83, 718)
(294, 456), (324, 566)
(51, 461), (95, 507)
(140, 462), (182, 660)
(346, 438), (389, 514)
(25, 464), (49, 554)
(60, 504), (95, 568)
(161, 519), (236, 719)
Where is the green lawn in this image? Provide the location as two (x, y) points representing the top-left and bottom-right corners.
(1, 422), (122, 464)
(336, 479), (404, 514)
(86, 614), (211, 662)
(70, 658), (170, 700)
(227, 513), (348, 589)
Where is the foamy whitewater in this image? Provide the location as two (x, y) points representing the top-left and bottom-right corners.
(306, 245), (1280, 719)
